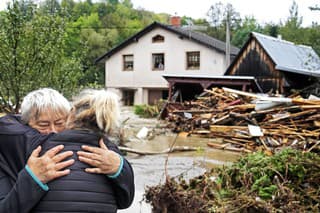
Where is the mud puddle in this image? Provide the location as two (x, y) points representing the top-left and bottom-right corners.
(118, 107), (241, 212)
(119, 134), (241, 213)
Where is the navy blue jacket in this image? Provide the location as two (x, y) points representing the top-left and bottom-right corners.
(32, 129), (135, 212)
(0, 115), (134, 212)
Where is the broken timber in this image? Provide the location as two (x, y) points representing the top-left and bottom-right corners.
(163, 87), (320, 154)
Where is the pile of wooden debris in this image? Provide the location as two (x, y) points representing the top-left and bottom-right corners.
(164, 87), (320, 153)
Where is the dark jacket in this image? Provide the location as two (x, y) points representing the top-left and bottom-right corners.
(0, 115), (50, 213)
(31, 129), (135, 213)
(0, 115), (134, 213)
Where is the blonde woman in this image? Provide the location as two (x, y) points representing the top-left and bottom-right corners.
(29, 89), (134, 212)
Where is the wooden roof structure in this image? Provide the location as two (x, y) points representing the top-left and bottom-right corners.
(163, 74), (262, 102)
(225, 32), (320, 94)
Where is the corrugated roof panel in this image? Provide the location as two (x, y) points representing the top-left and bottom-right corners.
(252, 32), (320, 73)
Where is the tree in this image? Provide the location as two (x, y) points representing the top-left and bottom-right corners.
(303, 24), (320, 56)
(232, 16), (262, 47)
(39, 0), (61, 15)
(279, 0), (305, 43)
(263, 23), (280, 38)
(286, 0), (303, 28)
(206, 2), (241, 42)
(0, 0), (82, 113)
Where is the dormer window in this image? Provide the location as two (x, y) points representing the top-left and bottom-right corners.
(152, 34), (165, 43)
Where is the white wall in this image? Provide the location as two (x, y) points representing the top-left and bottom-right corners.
(105, 27), (227, 104)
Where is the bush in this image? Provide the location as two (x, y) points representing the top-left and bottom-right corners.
(134, 104), (160, 118)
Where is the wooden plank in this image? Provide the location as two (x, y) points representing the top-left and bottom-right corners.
(259, 137), (271, 151)
(223, 87), (292, 103)
(292, 98), (320, 105)
(207, 142), (229, 149)
(223, 139), (249, 147)
(211, 115), (230, 124)
(226, 104), (256, 110)
(267, 109), (317, 123)
(178, 132), (189, 138)
(210, 125), (248, 133)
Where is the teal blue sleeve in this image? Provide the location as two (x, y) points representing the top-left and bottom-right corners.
(25, 165), (49, 191)
(107, 155), (124, 179)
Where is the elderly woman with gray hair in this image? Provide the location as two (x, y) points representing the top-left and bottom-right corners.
(29, 89), (134, 212)
(0, 88), (134, 213)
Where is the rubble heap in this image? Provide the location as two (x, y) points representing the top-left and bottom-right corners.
(165, 87), (320, 154)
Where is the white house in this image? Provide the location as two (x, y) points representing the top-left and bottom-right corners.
(96, 18), (239, 105)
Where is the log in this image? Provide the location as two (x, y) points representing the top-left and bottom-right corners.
(118, 146), (197, 155)
(172, 109), (219, 114)
(207, 142), (252, 153)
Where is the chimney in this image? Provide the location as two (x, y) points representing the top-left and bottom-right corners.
(170, 16), (181, 27)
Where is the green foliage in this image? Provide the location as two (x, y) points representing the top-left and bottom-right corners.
(218, 148), (319, 205)
(146, 149), (320, 212)
(134, 104), (159, 118)
(306, 24), (320, 55)
(0, 0), (171, 113)
(1, 0), (319, 113)
(231, 16), (262, 47)
(206, 2), (241, 44)
(0, 0), (82, 112)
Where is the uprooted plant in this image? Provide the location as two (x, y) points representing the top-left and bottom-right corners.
(145, 148), (320, 212)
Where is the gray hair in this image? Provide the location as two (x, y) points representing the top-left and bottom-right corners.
(71, 89), (120, 133)
(21, 88), (71, 123)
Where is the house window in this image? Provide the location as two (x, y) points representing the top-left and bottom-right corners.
(152, 53), (165, 70)
(186, 51), (200, 69)
(123, 54), (133, 71)
(152, 34), (165, 43)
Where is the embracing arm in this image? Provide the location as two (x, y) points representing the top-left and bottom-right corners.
(0, 145), (74, 213)
(108, 156), (135, 209)
(0, 167), (48, 213)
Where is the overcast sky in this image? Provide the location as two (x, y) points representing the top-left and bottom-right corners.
(131, 0), (319, 27)
(0, 0), (319, 27)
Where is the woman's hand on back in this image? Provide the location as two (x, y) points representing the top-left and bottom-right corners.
(77, 139), (121, 175)
(27, 145), (74, 184)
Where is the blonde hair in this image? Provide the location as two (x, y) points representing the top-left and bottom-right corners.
(71, 89), (120, 134)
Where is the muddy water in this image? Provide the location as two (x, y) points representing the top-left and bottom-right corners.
(118, 134), (241, 213)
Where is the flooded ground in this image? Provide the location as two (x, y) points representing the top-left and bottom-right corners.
(118, 107), (241, 213)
